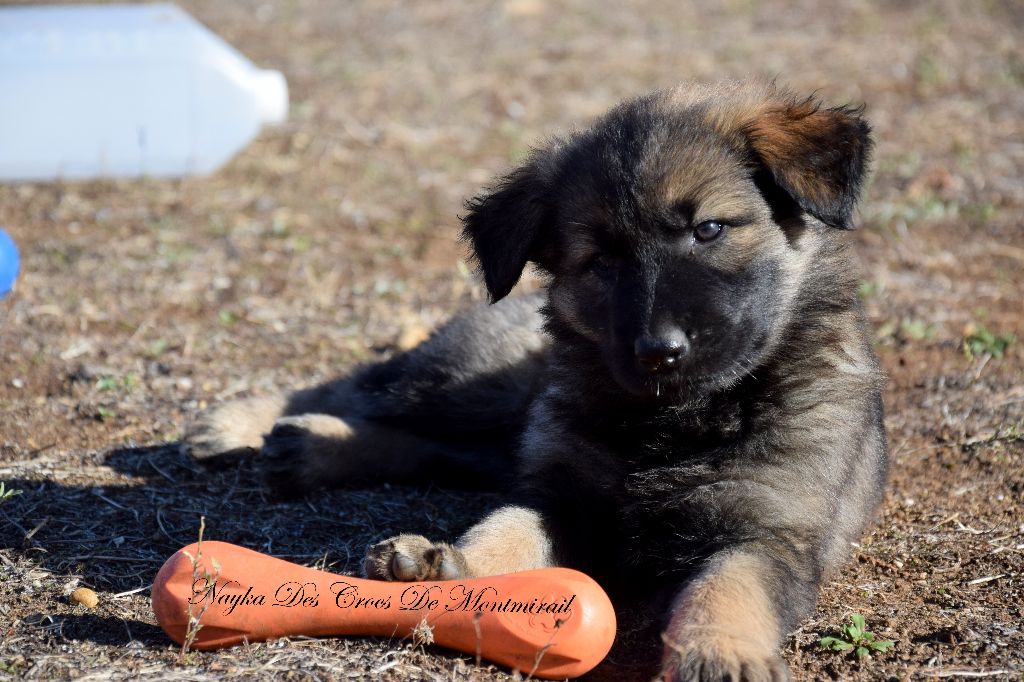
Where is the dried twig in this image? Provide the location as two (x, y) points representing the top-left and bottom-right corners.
(922, 670), (1014, 679)
(180, 516), (221, 659)
(524, 618), (563, 681)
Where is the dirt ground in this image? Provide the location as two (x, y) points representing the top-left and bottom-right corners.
(1, 0), (1022, 680)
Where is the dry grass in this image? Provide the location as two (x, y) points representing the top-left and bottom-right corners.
(1, 0), (1022, 679)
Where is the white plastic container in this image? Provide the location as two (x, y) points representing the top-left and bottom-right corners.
(0, 3), (288, 181)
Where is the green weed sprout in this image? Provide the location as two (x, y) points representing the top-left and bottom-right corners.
(820, 614), (894, 659)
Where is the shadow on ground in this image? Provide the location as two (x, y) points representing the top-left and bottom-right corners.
(1, 443), (662, 679)
(3, 443), (504, 591)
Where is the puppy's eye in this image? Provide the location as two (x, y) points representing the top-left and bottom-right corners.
(694, 220), (725, 242)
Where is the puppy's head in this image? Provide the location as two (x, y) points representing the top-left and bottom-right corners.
(463, 81), (872, 399)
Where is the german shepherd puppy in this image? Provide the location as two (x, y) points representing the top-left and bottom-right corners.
(185, 81), (888, 681)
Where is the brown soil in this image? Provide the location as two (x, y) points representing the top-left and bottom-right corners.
(1, 0), (1021, 680)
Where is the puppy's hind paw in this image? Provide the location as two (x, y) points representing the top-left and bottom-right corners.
(182, 395), (286, 462)
(364, 534), (469, 581)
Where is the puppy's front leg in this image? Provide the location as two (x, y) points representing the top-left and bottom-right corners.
(660, 549), (798, 682)
(364, 505), (553, 580)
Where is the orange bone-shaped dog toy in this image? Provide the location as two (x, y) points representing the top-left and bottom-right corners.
(152, 541), (616, 679)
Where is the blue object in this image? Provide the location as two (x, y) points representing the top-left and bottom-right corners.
(0, 228), (19, 298)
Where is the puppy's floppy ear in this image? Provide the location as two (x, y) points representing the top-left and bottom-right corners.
(743, 93), (872, 228)
(461, 157), (551, 302)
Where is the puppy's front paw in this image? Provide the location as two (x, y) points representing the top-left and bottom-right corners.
(261, 414), (355, 497)
(660, 631), (790, 682)
(364, 534), (469, 581)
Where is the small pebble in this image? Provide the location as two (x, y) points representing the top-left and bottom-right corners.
(71, 587), (99, 609)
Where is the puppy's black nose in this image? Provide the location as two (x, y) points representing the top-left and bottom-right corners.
(634, 330), (689, 373)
